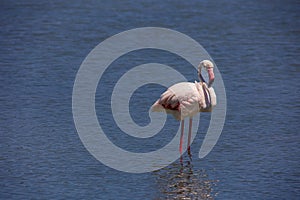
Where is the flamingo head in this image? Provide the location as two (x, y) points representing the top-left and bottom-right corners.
(198, 60), (215, 87)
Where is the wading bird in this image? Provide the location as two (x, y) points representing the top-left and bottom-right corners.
(151, 60), (217, 154)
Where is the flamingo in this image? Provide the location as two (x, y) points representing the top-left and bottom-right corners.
(151, 60), (217, 154)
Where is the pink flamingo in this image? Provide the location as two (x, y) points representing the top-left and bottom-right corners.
(151, 60), (217, 154)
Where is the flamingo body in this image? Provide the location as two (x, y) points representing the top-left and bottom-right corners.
(151, 81), (216, 120)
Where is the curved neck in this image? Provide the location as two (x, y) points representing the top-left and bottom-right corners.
(198, 67), (206, 83)
(198, 73), (206, 83)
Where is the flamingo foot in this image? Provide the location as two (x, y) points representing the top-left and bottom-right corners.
(187, 146), (191, 155)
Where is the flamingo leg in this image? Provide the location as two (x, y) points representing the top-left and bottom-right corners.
(187, 117), (192, 154)
(179, 120), (184, 154)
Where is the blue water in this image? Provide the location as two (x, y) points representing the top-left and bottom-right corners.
(1, 0), (299, 199)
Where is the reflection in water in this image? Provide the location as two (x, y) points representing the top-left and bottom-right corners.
(154, 156), (218, 200)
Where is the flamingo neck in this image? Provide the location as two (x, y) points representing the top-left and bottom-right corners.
(198, 72), (206, 83)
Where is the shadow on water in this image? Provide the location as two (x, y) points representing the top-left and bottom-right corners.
(153, 154), (218, 200)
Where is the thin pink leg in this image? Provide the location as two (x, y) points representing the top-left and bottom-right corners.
(187, 117), (192, 154)
(179, 120), (184, 154)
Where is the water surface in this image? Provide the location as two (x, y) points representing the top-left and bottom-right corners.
(1, 0), (299, 199)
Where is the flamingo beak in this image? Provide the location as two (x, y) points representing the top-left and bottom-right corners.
(207, 68), (215, 87)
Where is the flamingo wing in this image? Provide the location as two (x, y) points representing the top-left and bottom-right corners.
(151, 82), (201, 120)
